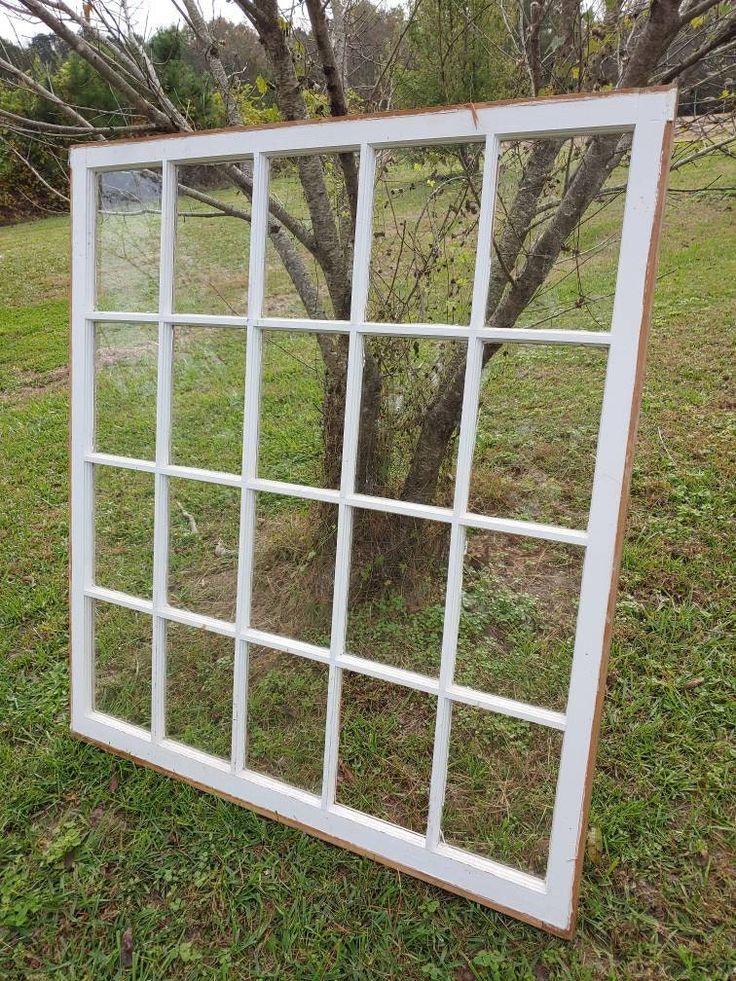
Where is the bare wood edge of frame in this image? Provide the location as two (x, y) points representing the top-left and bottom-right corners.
(68, 93), (678, 940)
(70, 727), (573, 939)
(70, 83), (679, 151)
(565, 115), (677, 937)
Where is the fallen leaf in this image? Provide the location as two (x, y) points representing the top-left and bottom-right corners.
(109, 774), (119, 793)
(89, 806), (105, 827)
(586, 826), (604, 865)
(338, 760), (356, 785)
(121, 926), (133, 969)
(680, 676), (705, 690)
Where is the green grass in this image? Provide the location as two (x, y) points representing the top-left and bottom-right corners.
(0, 152), (735, 976)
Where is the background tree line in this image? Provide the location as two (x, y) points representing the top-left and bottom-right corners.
(3, 0), (731, 220)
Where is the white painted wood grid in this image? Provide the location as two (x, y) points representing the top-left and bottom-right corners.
(70, 88), (676, 934)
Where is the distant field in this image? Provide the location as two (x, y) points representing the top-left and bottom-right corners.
(0, 151), (734, 977)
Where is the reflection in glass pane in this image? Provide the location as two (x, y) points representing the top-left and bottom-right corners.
(470, 344), (606, 527)
(259, 330), (344, 488)
(455, 532), (582, 712)
(346, 510), (449, 676)
(166, 621), (233, 760)
(369, 143), (483, 325)
(171, 325), (246, 474)
(250, 493), (336, 647)
(356, 336), (466, 506)
(174, 162), (251, 315)
(94, 602), (152, 729)
(264, 152), (357, 319)
(96, 168), (161, 312)
(246, 647), (328, 795)
(337, 674), (435, 833)
(168, 478), (240, 623)
(95, 322), (158, 460)
(444, 706), (561, 876)
(491, 135), (629, 331)
(95, 467), (155, 598)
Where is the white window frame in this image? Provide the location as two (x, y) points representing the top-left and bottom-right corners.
(70, 87), (676, 936)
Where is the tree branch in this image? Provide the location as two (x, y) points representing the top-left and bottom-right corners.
(305, 0), (360, 221)
(660, 9), (736, 82)
(0, 52), (93, 128)
(15, 0), (178, 131)
(0, 107), (150, 135)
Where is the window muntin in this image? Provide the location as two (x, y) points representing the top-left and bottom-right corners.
(71, 90), (675, 934)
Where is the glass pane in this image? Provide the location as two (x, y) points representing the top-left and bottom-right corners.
(174, 162), (251, 315)
(246, 646), (328, 795)
(96, 168), (161, 312)
(491, 135), (629, 331)
(171, 325), (246, 474)
(259, 330), (345, 489)
(368, 143), (483, 324)
(356, 337), (466, 506)
(168, 478), (240, 623)
(95, 467), (155, 598)
(250, 493), (336, 647)
(95, 321), (158, 460)
(444, 706), (561, 876)
(346, 510), (449, 676)
(470, 344), (606, 527)
(94, 602), (152, 729)
(455, 532), (583, 712)
(336, 674), (435, 833)
(264, 152), (357, 320)
(166, 621), (233, 760)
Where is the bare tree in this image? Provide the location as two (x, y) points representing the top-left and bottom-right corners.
(1, 0), (735, 563)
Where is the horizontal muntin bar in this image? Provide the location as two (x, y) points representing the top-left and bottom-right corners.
(90, 310), (160, 323)
(86, 585), (154, 615)
(168, 313), (249, 328)
(87, 452), (156, 473)
(87, 453), (243, 487)
(460, 512), (588, 546)
(249, 478), (340, 504)
(358, 321), (471, 338)
(166, 464), (242, 488)
(338, 653), (440, 695)
(91, 310), (250, 327)
(348, 493), (454, 523)
(158, 604), (237, 637)
(478, 327), (611, 346)
(86, 457), (585, 547)
(243, 628), (564, 730)
(360, 323), (612, 346)
(90, 311), (613, 346)
(244, 629), (331, 664)
(258, 316), (350, 333)
(447, 684), (567, 731)
(86, 596), (564, 731)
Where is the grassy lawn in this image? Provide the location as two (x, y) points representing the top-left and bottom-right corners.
(0, 150), (734, 977)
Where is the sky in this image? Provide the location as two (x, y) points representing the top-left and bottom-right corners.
(0, 1), (233, 42)
(0, 0), (405, 43)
